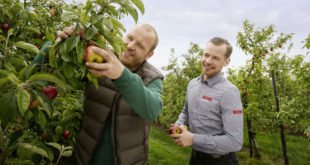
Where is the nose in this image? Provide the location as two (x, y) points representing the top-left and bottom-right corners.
(126, 40), (136, 50)
(202, 56), (212, 65)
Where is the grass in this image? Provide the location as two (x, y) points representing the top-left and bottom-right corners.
(148, 125), (191, 165)
(148, 125), (310, 165)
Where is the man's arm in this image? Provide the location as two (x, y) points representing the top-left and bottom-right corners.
(175, 96), (189, 126)
(192, 87), (243, 154)
(113, 68), (163, 121)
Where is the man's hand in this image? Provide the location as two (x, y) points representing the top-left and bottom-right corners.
(170, 125), (193, 147)
(86, 46), (125, 79)
(55, 26), (84, 43)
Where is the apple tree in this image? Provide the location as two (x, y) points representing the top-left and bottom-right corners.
(0, 0), (145, 164)
(231, 20), (309, 163)
(160, 43), (202, 127)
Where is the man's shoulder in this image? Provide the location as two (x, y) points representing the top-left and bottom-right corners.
(188, 76), (201, 85)
(142, 61), (163, 79)
(220, 78), (240, 93)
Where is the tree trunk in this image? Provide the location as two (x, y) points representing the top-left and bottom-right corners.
(271, 71), (289, 165)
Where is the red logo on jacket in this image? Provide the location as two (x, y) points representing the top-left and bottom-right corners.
(202, 95), (212, 102)
(233, 109), (243, 115)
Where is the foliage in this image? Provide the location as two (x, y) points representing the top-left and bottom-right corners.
(160, 43), (202, 127)
(231, 20), (310, 136)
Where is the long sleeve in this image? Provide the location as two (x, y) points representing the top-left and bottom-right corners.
(175, 93), (189, 126)
(113, 67), (163, 121)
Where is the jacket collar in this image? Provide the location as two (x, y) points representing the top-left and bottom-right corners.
(199, 72), (223, 86)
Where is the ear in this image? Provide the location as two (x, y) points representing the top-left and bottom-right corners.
(224, 58), (230, 67)
(146, 51), (154, 60)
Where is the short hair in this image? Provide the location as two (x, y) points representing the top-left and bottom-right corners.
(139, 23), (159, 52)
(209, 37), (233, 59)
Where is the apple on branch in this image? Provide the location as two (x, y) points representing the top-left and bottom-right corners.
(42, 85), (58, 100)
(1, 22), (10, 31)
(85, 46), (105, 63)
(63, 130), (70, 139)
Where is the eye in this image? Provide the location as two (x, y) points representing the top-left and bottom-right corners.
(137, 43), (144, 49)
(126, 35), (133, 41)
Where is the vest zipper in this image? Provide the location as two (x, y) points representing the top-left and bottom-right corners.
(111, 93), (121, 165)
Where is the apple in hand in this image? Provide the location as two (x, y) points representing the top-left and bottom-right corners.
(169, 125), (182, 134)
(85, 46), (105, 63)
(42, 86), (58, 100)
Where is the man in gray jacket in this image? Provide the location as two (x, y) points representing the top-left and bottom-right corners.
(170, 37), (243, 165)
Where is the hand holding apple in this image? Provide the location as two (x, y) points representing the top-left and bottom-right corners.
(85, 46), (105, 63)
(169, 125), (182, 135)
(86, 46), (125, 79)
(169, 125), (193, 147)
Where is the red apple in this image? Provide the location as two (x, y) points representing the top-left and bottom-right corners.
(169, 125), (182, 135)
(42, 86), (58, 100)
(85, 46), (105, 63)
(63, 130), (70, 139)
(1, 22), (10, 31)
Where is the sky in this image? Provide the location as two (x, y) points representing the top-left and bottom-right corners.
(70, 0), (310, 74)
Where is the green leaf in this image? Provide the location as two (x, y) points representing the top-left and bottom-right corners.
(49, 45), (56, 68)
(0, 77), (10, 89)
(85, 26), (99, 40)
(90, 14), (104, 25)
(131, 0), (145, 14)
(15, 41), (39, 54)
(87, 73), (99, 89)
(76, 41), (86, 63)
(111, 18), (126, 32)
(61, 10), (79, 22)
(122, 4), (139, 23)
(85, 0), (93, 13)
(0, 92), (18, 125)
(7, 73), (20, 85)
(65, 36), (80, 53)
(0, 35), (6, 42)
(62, 150), (72, 157)
(17, 88), (30, 116)
(62, 63), (75, 79)
(4, 159), (34, 165)
(17, 142), (34, 159)
(46, 142), (62, 152)
(17, 143), (50, 160)
(19, 63), (37, 80)
(64, 146), (73, 150)
(35, 110), (47, 128)
(29, 73), (71, 91)
(23, 27), (41, 34)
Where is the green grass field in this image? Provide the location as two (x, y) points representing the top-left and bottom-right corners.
(148, 125), (310, 165)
